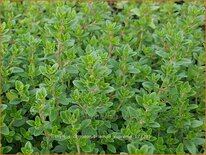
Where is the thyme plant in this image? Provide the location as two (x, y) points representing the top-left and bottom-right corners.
(1, 1), (205, 154)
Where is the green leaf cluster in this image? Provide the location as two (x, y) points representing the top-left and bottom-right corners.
(1, 1), (205, 154)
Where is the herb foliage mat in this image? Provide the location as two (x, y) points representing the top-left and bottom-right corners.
(1, 1), (205, 154)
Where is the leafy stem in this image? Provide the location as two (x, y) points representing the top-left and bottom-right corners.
(138, 28), (144, 50)
(71, 124), (81, 154)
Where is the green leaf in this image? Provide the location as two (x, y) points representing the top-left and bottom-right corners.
(128, 65), (141, 74)
(2, 146), (12, 153)
(10, 67), (25, 73)
(127, 106), (139, 118)
(1, 104), (7, 112)
(82, 143), (95, 153)
(50, 63), (59, 74)
(127, 144), (137, 154)
(103, 86), (115, 94)
(167, 126), (178, 134)
(131, 8), (140, 16)
(58, 96), (70, 105)
(87, 107), (97, 117)
(49, 108), (58, 122)
(15, 80), (24, 92)
(192, 138), (205, 146)
(39, 66), (47, 76)
(28, 127), (43, 136)
(188, 104), (198, 110)
(73, 109), (80, 118)
(107, 144), (116, 153)
(25, 141), (33, 149)
(21, 141), (33, 154)
(2, 34), (11, 43)
(36, 87), (47, 100)
(177, 58), (192, 67)
(181, 82), (191, 93)
(155, 50), (168, 58)
(82, 127), (97, 136)
(149, 21), (156, 29)
(104, 120), (111, 128)
(81, 119), (91, 129)
(34, 116), (41, 127)
(73, 80), (84, 89)
(66, 65), (79, 74)
(176, 143), (184, 154)
(6, 91), (18, 101)
(191, 120), (203, 128)
(13, 117), (27, 127)
(60, 110), (73, 124)
(26, 120), (35, 126)
(66, 39), (75, 47)
(52, 145), (67, 153)
(140, 145), (149, 154)
(185, 140), (196, 154)
(149, 122), (160, 128)
(9, 98), (21, 105)
(142, 81), (153, 90)
(1, 123), (9, 135)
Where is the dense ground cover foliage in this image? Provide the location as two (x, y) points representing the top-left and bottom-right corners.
(1, 1), (205, 154)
